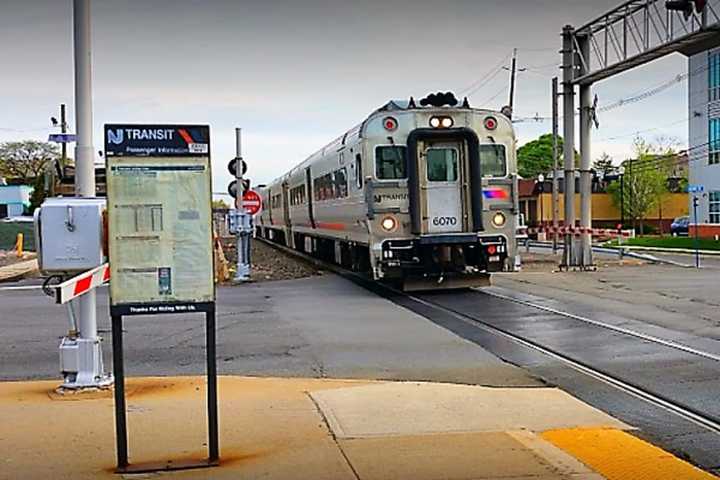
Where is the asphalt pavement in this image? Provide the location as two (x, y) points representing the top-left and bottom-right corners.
(0, 275), (537, 386)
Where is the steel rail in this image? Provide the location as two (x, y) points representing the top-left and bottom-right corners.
(475, 288), (720, 363)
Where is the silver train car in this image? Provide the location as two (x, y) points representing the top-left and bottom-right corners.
(257, 93), (519, 290)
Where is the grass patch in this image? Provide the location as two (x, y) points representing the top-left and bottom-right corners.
(606, 236), (720, 251)
(0, 223), (35, 251)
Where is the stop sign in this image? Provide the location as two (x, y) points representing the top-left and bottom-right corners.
(241, 190), (262, 215)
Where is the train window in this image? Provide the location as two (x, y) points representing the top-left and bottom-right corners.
(479, 144), (507, 177)
(355, 154), (363, 188)
(426, 148), (458, 182)
(335, 168), (348, 198)
(375, 146), (407, 180)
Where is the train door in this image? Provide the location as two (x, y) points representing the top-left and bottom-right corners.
(305, 167), (316, 228)
(420, 140), (467, 233)
(281, 182), (291, 227)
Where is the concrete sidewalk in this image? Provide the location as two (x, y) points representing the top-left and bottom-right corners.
(1, 376), (714, 480)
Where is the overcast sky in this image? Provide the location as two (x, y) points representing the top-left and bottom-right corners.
(0, 0), (688, 196)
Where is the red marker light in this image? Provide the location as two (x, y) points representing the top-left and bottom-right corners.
(487, 245), (497, 255)
(484, 117), (498, 130)
(383, 117), (398, 131)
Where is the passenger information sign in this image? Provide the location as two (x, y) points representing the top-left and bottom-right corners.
(105, 124), (215, 316)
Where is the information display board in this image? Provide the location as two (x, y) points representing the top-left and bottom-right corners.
(105, 124), (214, 316)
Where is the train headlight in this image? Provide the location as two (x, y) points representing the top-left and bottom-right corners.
(429, 116), (453, 129)
(491, 212), (506, 228)
(381, 216), (398, 232)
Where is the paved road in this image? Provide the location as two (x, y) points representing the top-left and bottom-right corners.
(0, 275), (537, 387)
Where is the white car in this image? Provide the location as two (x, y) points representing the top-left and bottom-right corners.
(1, 216), (34, 223)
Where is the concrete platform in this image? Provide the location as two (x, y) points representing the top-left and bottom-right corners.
(0, 376), (714, 480)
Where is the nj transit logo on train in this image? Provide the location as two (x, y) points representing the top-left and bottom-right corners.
(482, 187), (509, 200)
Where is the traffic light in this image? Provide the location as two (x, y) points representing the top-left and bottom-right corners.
(666, 0), (706, 19)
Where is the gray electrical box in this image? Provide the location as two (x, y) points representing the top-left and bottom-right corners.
(34, 197), (106, 274)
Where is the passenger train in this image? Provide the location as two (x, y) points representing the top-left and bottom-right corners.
(257, 92), (519, 289)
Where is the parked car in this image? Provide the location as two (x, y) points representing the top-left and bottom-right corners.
(670, 216), (690, 236)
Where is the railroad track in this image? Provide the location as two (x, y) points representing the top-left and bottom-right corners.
(258, 237), (720, 442)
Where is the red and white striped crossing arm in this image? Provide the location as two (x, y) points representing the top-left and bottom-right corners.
(528, 226), (634, 237)
(54, 263), (110, 304)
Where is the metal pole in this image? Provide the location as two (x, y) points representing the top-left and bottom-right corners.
(234, 128), (250, 282)
(693, 196), (700, 268)
(70, 0), (108, 388)
(578, 35), (594, 268)
(111, 315), (128, 470)
(620, 173), (624, 226)
(562, 25), (577, 268)
(551, 77), (560, 253)
(206, 307), (219, 463)
(74, 0), (95, 199)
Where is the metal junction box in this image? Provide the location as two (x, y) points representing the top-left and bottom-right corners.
(34, 197), (106, 274)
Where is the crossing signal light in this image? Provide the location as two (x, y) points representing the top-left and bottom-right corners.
(228, 179), (251, 198)
(666, 0), (706, 19)
(227, 157), (247, 177)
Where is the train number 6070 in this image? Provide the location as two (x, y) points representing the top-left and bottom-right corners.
(432, 216), (458, 226)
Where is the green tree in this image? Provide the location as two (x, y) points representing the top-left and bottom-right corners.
(517, 134), (577, 179)
(0, 140), (58, 181)
(593, 152), (614, 176)
(607, 137), (672, 234)
(212, 199), (230, 209)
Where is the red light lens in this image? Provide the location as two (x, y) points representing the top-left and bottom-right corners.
(383, 117), (398, 131)
(487, 245), (497, 255)
(484, 117), (497, 130)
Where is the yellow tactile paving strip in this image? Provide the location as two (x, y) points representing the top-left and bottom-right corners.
(542, 427), (718, 480)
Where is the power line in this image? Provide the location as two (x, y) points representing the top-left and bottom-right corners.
(458, 51), (512, 96)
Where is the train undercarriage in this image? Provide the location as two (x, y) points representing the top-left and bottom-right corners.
(258, 226), (506, 291)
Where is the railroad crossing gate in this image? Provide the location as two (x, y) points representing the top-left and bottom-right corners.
(104, 124), (219, 473)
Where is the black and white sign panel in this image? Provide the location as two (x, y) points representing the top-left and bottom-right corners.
(104, 124), (210, 157)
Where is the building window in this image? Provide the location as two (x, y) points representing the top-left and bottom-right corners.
(375, 146), (407, 180)
(710, 52), (720, 102)
(710, 192), (720, 224)
(710, 118), (720, 165)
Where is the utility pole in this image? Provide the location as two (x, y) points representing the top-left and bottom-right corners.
(577, 34), (594, 268)
(551, 77), (560, 253)
(60, 104), (68, 170)
(506, 48), (526, 118)
(561, 26), (577, 268)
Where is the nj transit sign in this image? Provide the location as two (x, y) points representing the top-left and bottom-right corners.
(104, 124), (209, 157)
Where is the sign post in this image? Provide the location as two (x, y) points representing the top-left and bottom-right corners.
(104, 124), (218, 473)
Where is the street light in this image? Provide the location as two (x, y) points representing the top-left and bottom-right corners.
(537, 174), (545, 229)
(618, 166), (625, 227)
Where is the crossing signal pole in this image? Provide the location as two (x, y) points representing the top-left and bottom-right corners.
(228, 128), (252, 282)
